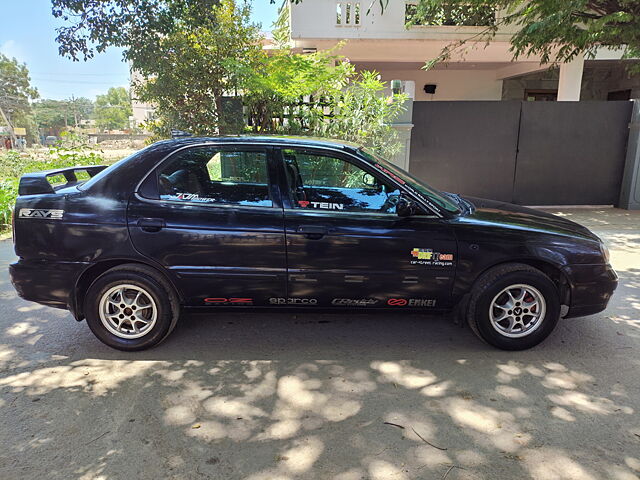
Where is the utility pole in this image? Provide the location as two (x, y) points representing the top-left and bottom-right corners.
(0, 105), (17, 147)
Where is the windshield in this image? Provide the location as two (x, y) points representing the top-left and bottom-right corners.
(359, 150), (461, 214)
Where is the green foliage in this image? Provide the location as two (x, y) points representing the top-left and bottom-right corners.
(243, 48), (407, 158)
(0, 179), (18, 228)
(135, 0), (261, 136)
(0, 54), (39, 142)
(408, 1), (640, 71)
(95, 87), (132, 131)
(33, 97), (94, 133)
(405, 2), (495, 27)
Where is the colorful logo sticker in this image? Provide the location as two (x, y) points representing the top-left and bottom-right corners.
(410, 248), (454, 266)
(387, 298), (437, 307)
(298, 201), (344, 210)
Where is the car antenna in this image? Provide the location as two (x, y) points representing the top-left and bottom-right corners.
(171, 129), (193, 138)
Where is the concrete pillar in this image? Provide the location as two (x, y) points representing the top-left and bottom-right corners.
(619, 100), (640, 209)
(390, 80), (415, 171)
(557, 54), (585, 101)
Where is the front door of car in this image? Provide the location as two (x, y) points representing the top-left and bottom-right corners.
(278, 147), (457, 309)
(127, 144), (286, 307)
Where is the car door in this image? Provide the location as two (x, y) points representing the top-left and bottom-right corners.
(278, 147), (457, 309)
(127, 143), (286, 307)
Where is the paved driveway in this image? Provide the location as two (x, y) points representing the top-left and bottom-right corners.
(1, 209), (639, 480)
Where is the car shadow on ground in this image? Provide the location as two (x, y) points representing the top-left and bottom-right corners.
(1, 268), (639, 480)
(1, 233), (640, 480)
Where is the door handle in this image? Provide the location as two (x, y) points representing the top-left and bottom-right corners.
(138, 217), (165, 232)
(297, 225), (328, 239)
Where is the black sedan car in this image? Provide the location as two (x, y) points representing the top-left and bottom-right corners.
(9, 137), (617, 351)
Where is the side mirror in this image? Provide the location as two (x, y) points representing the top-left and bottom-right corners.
(396, 196), (418, 217)
(362, 173), (377, 187)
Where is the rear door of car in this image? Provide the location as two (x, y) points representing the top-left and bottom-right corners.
(127, 142), (287, 307)
(276, 146), (457, 309)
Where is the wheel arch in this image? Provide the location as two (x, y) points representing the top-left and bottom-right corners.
(468, 258), (571, 307)
(72, 259), (183, 321)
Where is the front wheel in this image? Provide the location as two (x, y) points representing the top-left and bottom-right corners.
(467, 264), (561, 350)
(84, 265), (179, 351)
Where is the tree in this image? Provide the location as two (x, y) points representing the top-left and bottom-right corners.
(0, 54), (38, 144)
(133, 0), (262, 135)
(242, 48), (407, 158)
(33, 97), (94, 134)
(53, 0), (262, 135)
(95, 87), (132, 131)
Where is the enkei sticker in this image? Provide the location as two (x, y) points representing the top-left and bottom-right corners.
(331, 298), (378, 306)
(205, 297), (253, 305)
(410, 248), (454, 267)
(387, 298), (437, 307)
(298, 201), (344, 210)
(19, 208), (64, 220)
(269, 297), (318, 305)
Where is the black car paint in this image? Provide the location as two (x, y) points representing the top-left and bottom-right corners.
(9, 137), (617, 322)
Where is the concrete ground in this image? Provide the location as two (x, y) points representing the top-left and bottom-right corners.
(0, 208), (639, 480)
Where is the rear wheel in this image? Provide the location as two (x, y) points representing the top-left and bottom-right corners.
(467, 264), (560, 350)
(84, 265), (179, 351)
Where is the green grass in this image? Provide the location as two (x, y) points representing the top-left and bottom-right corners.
(0, 148), (107, 231)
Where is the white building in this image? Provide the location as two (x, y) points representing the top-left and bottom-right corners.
(287, 0), (639, 102)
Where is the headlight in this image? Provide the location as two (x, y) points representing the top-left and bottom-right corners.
(600, 243), (610, 264)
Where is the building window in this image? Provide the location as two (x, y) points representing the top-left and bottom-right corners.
(336, 2), (361, 26)
(405, 2), (495, 27)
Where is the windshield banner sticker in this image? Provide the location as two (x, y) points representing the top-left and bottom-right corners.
(410, 248), (454, 267)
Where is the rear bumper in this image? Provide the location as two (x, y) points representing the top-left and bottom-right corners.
(562, 263), (618, 319)
(9, 259), (89, 312)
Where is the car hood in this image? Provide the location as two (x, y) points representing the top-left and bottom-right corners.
(459, 196), (600, 242)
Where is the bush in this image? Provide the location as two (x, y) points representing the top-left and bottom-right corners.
(0, 147), (107, 231)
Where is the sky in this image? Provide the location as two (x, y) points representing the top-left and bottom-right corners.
(0, 0), (279, 101)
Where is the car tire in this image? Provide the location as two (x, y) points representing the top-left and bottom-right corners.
(467, 263), (560, 350)
(84, 264), (180, 351)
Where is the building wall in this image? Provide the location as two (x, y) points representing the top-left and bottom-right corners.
(502, 62), (640, 101)
(289, 0), (515, 41)
(359, 67), (504, 101)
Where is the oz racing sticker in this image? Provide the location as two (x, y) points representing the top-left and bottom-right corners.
(19, 208), (64, 220)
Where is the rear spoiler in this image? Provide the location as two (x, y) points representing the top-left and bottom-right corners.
(18, 165), (108, 196)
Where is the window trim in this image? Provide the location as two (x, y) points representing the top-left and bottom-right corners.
(276, 146), (441, 218)
(136, 143), (278, 210)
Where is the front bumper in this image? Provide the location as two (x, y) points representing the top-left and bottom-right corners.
(562, 263), (618, 318)
(9, 259), (89, 311)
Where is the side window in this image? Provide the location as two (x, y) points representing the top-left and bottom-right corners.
(283, 148), (401, 213)
(157, 147), (272, 207)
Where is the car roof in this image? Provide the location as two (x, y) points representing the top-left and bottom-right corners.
(152, 135), (363, 151)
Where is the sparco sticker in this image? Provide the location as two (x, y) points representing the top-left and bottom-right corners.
(410, 248), (454, 267)
(269, 297), (318, 305)
(19, 208), (64, 220)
